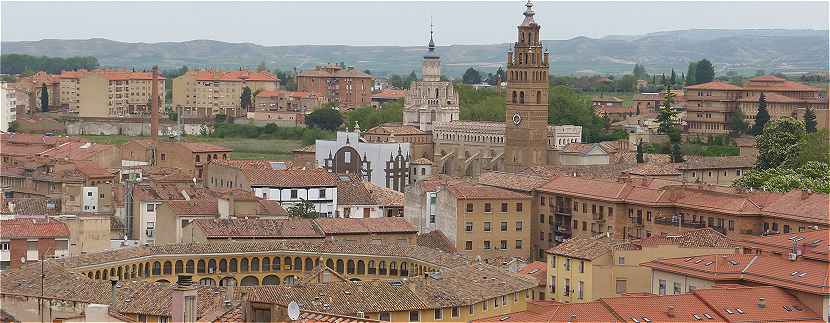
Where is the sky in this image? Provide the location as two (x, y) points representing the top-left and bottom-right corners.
(2, 1), (828, 46)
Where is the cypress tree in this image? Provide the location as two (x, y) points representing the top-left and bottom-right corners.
(686, 62), (697, 85)
(669, 69), (677, 85)
(636, 140), (645, 163)
(40, 83), (49, 112)
(752, 92), (770, 135)
(695, 59), (715, 84)
(804, 107), (818, 133)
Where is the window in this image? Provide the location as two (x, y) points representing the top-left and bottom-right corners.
(577, 281), (584, 299)
(728, 220), (735, 231)
(673, 282), (682, 294)
(540, 196), (545, 205)
(539, 214), (545, 223)
(564, 259), (570, 271)
(146, 222), (155, 238)
(434, 308), (443, 320)
(484, 203), (492, 212)
(469, 304), (474, 315)
(465, 241), (473, 250)
(550, 275), (556, 293)
(465, 222), (473, 232)
(379, 312), (390, 321)
(515, 240), (523, 249)
(0, 242), (8, 250)
(483, 222), (491, 232)
(515, 221), (523, 231)
(658, 279), (667, 295)
(500, 240), (508, 250)
(87, 192), (93, 197)
(160, 153), (166, 161)
(501, 203), (508, 212)
(618, 256), (625, 265)
(582, 221), (587, 231)
(494, 298), (499, 308)
(466, 203), (474, 212)
(516, 203), (523, 212)
(783, 225), (791, 233)
(319, 189), (326, 198)
(159, 317), (168, 323)
(564, 278), (570, 296)
(500, 222), (508, 231)
(688, 285), (696, 292)
(578, 260), (585, 273)
(483, 240), (491, 250)
(430, 213), (435, 224)
(146, 204), (155, 212)
(409, 311), (420, 322)
(290, 190), (298, 199)
(451, 307), (459, 318)
(616, 279), (627, 294)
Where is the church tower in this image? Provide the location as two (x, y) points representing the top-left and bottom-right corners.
(504, 0), (550, 171)
(403, 23), (460, 132)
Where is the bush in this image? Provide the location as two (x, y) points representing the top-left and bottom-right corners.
(210, 123), (334, 145)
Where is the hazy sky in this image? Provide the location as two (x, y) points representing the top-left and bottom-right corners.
(2, 1), (828, 46)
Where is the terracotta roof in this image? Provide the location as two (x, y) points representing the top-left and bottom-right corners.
(165, 199), (218, 215)
(693, 285), (821, 322)
(561, 142), (611, 155)
(191, 70), (278, 82)
(601, 293), (727, 322)
(297, 66), (371, 79)
(256, 90), (315, 98)
(634, 228), (734, 249)
(71, 160), (114, 178)
(208, 159), (277, 169)
(749, 190), (830, 225)
(549, 228), (733, 260)
(592, 96), (624, 103)
(518, 261), (547, 287)
(416, 230), (458, 253)
(237, 262), (536, 314)
(477, 171), (551, 193)
(179, 142), (232, 153)
(243, 168), (338, 188)
(736, 229), (828, 261)
(744, 75), (822, 92)
(475, 301), (620, 322)
(547, 233), (637, 260)
(37, 142), (116, 162)
(336, 175), (374, 205)
(0, 198), (61, 216)
(446, 182), (532, 200)
(624, 162), (681, 176)
(314, 217), (416, 235)
(0, 133), (73, 146)
(190, 218), (324, 239)
(678, 155), (756, 170)
(643, 253), (830, 295)
(685, 81), (743, 91)
(370, 89), (406, 100)
(364, 125), (426, 136)
(0, 218), (70, 239)
(257, 199), (287, 216)
(738, 92), (800, 103)
(363, 181), (404, 207)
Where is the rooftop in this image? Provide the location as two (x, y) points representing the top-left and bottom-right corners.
(0, 218), (69, 239)
(416, 230), (458, 254)
(517, 261), (547, 287)
(241, 168), (338, 188)
(477, 171), (551, 193)
(547, 228), (733, 260)
(736, 229), (828, 261)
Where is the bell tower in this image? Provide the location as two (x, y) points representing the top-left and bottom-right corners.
(504, 0), (550, 171)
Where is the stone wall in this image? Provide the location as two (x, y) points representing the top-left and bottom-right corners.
(66, 119), (211, 136)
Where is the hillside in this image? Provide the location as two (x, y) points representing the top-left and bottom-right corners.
(2, 29), (827, 77)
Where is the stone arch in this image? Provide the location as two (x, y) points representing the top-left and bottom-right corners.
(131, 264), (137, 278)
(347, 259), (356, 274)
(368, 260), (376, 275)
(110, 268), (116, 278)
(357, 260), (366, 275)
(138, 263), (144, 277)
(390, 261), (398, 275)
(379, 261), (387, 275)
(87, 272), (94, 279)
(304, 258), (314, 271)
(536, 90), (541, 104)
(283, 275), (297, 285)
(102, 270), (108, 280)
(208, 259), (217, 273)
(219, 276), (237, 287)
(520, 91), (525, 104)
(197, 259), (206, 274)
(240, 276), (259, 286)
(240, 258), (249, 272)
(186, 260), (194, 274)
(326, 258), (335, 270)
(117, 267), (123, 280)
(336, 259), (344, 274)
(199, 277), (216, 286)
(163, 261), (172, 275)
(272, 257), (281, 271)
(294, 257), (302, 271)
(152, 261), (162, 276)
(229, 258), (238, 272)
(175, 260), (183, 274)
(251, 258), (260, 272)
(156, 279), (170, 283)
(512, 91), (517, 103)
(262, 275), (280, 286)
(283, 257), (292, 270)
(219, 259), (228, 273)
(401, 262), (408, 276)
(95, 270), (101, 279)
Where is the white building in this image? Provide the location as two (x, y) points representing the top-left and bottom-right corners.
(402, 27), (460, 132)
(315, 130), (412, 192)
(249, 169), (339, 217)
(548, 125), (583, 150)
(0, 82), (17, 132)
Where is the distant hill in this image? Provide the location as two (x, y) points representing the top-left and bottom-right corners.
(2, 29), (827, 77)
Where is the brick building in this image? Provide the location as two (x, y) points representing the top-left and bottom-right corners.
(297, 64), (373, 108)
(0, 218), (69, 271)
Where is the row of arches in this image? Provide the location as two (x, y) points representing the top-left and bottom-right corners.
(437, 132), (504, 144)
(511, 90), (543, 104)
(80, 254), (438, 283)
(510, 70), (547, 82)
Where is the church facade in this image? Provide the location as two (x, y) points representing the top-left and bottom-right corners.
(402, 27), (460, 132)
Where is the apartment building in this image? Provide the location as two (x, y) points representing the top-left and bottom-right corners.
(58, 70), (87, 112)
(404, 177), (533, 262)
(172, 69), (279, 118)
(297, 64), (373, 108)
(0, 218), (70, 271)
(120, 139), (232, 180)
(254, 89), (322, 112)
(78, 70), (166, 118)
(1, 82), (17, 131)
(592, 96), (632, 123)
(683, 75), (828, 134)
(545, 228), (734, 303)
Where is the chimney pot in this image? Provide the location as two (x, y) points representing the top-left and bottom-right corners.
(757, 297), (766, 308)
(666, 306), (676, 317)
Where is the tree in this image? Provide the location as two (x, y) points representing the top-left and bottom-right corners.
(240, 86), (253, 112)
(728, 108), (748, 136)
(39, 83), (49, 112)
(363, 69), (372, 75)
(671, 142), (684, 163)
(686, 62), (697, 85)
(656, 86), (678, 134)
(669, 69), (677, 85)
(804, 107), (818, 133)
(305, 106), (343, 131)
(636, 140), (645, 163)
(734, 161), (829, 194)
(462, 67), (482, 84)
(632, 64), (648, 80)
(256, 61), (267, 72)
(751, 93), (770, 136)
(694, 59), (715, 84)
(287, 199), (320, 218)
(406, 71), (418, 88)
(0, 54), (99, 74)
(799, 129), (830, 166)
(6, 121), (19, 133)
(756, 117), (805, 170)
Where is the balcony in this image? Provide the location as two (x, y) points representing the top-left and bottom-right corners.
(555, 225), (571, 234)
(555, 208), (572, 216)
(654, 217), (706, 229)
(592, 214), (605, 222)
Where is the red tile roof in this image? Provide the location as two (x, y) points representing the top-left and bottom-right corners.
(475, 301), (620, 322)
(749, 190), (830, 225)
(416, 230), (457, 253)
(370, 89), (406, 100)
(517, 261), (547, 286)
(685, 81), (744, 91)
(694, 285), (820, 322)
(602, 293), (727, 322)
(192, 70), (278, 82)
(477, 171), (551, 193)
(242, 168), (337, 188)
(37, 142), (116, 162)
(738, 92), (800, 103)
(256, 90), (315, 98)
(165, 199), (218, 215)
(736, 230), (828, 261)
(191, 218), (324, 239)
(0, 218), (69, 239)
(314, 217), (416, 235)
(744, 75), (822, 92)
(446, 182), (532, 200)
(0, 198), (61, 216)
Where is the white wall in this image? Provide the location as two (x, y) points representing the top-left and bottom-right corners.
(254, 186), (338, 217)
(0, 82), (16, 132)
(82, 187), (99, 212)
(315, 131), (412, 190)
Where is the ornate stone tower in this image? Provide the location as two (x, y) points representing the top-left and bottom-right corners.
(403, 23), (460, 132)
(504, 0), (550, 171)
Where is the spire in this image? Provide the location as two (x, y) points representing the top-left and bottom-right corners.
(521, 0), (536, 26)
(428, 18), (436, 52)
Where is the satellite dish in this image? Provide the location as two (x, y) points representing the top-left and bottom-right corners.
(20, 257), (26, 264)
(287, 301), (300, 321)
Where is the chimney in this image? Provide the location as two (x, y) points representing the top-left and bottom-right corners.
(150, 65), (160, 142)
(757, 297), (766, 309)
(666, 306), (676, 318)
